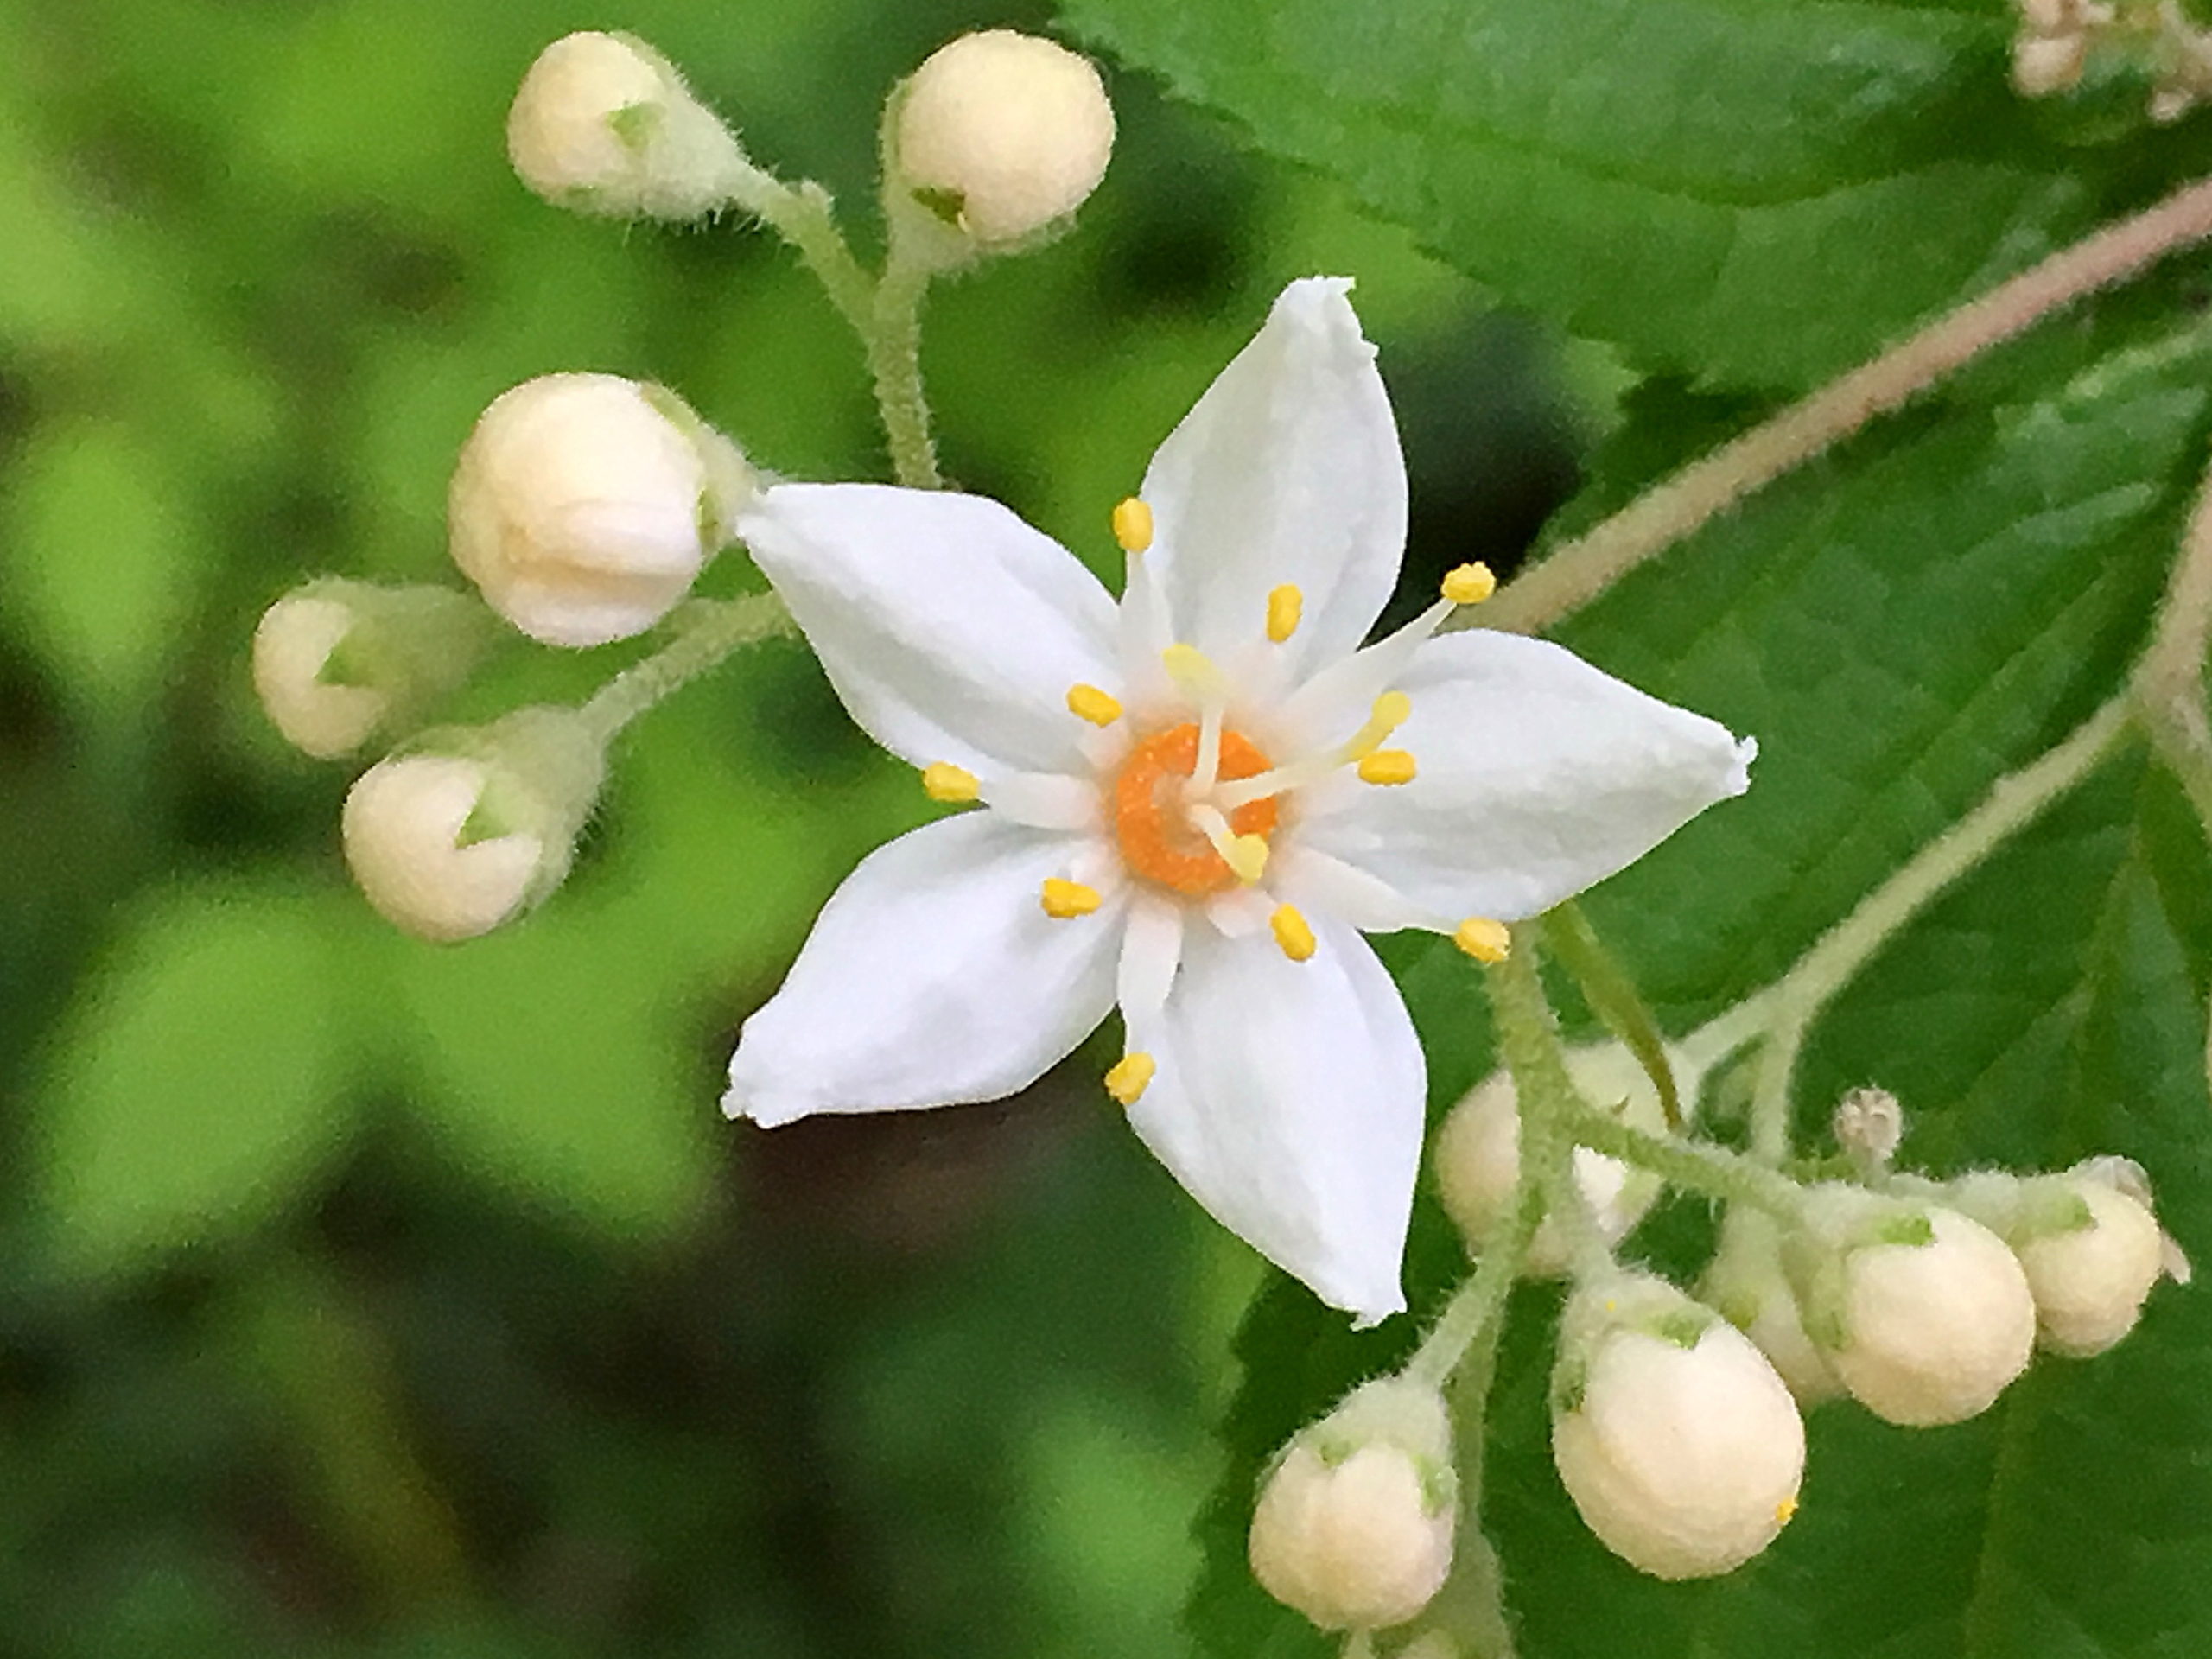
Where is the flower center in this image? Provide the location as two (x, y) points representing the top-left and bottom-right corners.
(1113, 722), (1281, 896)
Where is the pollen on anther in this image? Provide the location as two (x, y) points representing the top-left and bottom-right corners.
(1040, 878), (1102, 918)
(1067, 683), (1122, 727)
(1104, 1051), (1156, 1105)
(1266, 583), (1303, 643)
(1112, 497), (1154, 553)
(1454, 917), (1511, 963)
(921, 762), (980, 803)
(1775, 1495), (1800, 1528)
(1270, 903), (1317, 962)
(1442, 563), (1497, 606)
(1357, 749), (1417, 786)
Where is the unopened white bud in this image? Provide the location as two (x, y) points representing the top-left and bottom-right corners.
(894, 31), (1114, 244)
(1700, 1209), (1842, 1405)
(2012, 31), (2088, 98)
(341, 708), (606, 943)
(1249, 1380), (1454, 1632)
(1796, 1191), (2036, 1427)
(252, 580), (495, 759)
(1552, 1275), (1805, 1580)
(450, 373), (753, 647)
(507, 32), (744, 219)
(1434, 1042), (1671, 1274)
(1949, 1160), (2174, 1358)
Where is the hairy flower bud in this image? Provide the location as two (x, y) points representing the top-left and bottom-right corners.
(1249, 1379), (1455, 1632)
(1950, 1160), (2175, 1358)
(1795, 1190), (2036, 1427)
(341, 707), (606, 943)
(1700, 1208), (1843, 1406)
(1551, 1274), (1804, 1580)
(1434, 1042), (1671, 1274)
(252, 579), (495, 759)
(893, 30), (1115, 244)
(507, 31), (746, 219)
(449, 373), (753, 647)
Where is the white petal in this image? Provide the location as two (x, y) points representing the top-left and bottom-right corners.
(1300, 631), (1755, 923)
(1139, 278), (1406, 684)
(1272, 843), (1440, 934)
(740, 483), (1119, 776)
(1124, 915), (1423, 1324)
(726, 811), (1122, 1126)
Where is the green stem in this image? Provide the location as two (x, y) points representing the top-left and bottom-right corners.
(1559, 1100), (1807, 1219)
(2133, 448), (2212, 830)
(1403, 1174), (1543, 1393)
(866, 244), (944, 489)
(1476, 173), (2212, 638)
(1735, 692), (2135, 1157)
(576, 593), (793, 744)
(714, 162), (875, 334)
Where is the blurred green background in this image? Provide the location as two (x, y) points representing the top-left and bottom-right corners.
(0, 1), (1592, 1652)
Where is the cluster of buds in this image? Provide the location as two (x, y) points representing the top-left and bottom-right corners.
(1249, 1066), (2185, 1628)
(254, 25), (1116, 946)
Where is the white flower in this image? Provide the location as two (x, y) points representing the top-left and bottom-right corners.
(722, 278), (1755, 1323)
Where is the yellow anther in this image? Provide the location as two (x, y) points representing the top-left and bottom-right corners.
(1442, 563), (1497, 606)
(1039, 878), (1103, 918)
(1775, 1495), (1801, 1528)
(1270, 903), (1317, 962)
(1453, 917), (1512, 963)
(1225, 833), (1269, 886)
(1112, 497), (1154, 553)
(1066, 683), (1123, 727)
(1104, 1051), (1156, 1106)
(921, 762), (980, 804)
(1266, 583), (1304, 643)
(1357, 749), (1418, 786)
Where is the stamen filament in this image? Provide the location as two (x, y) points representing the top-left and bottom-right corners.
(1210, 692), (1418, 811)
(1189, 804), (1268, 884)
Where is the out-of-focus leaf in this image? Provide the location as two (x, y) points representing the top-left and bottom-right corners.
(35, 883), (356, 1275)
(1065, 0), (2212, 389)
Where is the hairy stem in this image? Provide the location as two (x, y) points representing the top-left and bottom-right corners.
(577, 593), (794, 744)
(1478, 174), (2212, 638)
(1560, 1101), (1807, 1219)
(1738, 692), (2135, 1155)
(866, 244), (944, 490)
(2133, 448), (2212, 829)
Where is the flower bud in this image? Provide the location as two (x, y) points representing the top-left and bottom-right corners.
(252, 580), (496, 759)
(893, 31), (1115, 245)
(1551, 1274), (1804, 1580)
(1794, 1189), (2036, 1427)
(1249, 1379), (1455, 1632)
(1700, 1208), (1842, 1406)
(341, 707), (606, 943)
(1950, 1160), (2175, 1358)
(1832, 1085), (1904, 1173)
(2012, 31), (2088, 98)
(1433, 1042), (1672, 1274)
(449, 373), (753, 647)
(507, 31), (746, 219)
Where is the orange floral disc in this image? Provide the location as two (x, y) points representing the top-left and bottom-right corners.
(1113, 722), (1281, 896)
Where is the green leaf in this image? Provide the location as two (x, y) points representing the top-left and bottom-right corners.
(35, 883), (357, 1276)
(1064, 0), (2212, 388)
(1184, 318), (2212, 1654)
